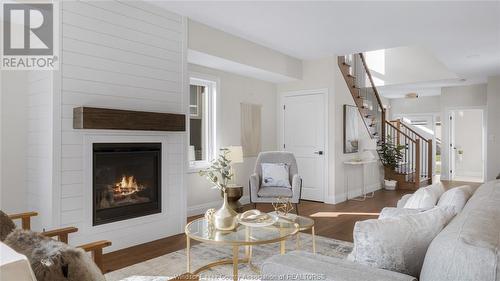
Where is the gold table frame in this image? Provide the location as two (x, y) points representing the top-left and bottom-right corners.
(185, 218), (299, 281)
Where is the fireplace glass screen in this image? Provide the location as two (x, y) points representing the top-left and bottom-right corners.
(93, 143), (161, 225)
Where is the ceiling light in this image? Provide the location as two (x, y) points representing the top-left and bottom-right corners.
(466, 54), (480, 59)
(405, 92), (418, 99)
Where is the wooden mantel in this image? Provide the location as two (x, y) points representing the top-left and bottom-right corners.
(73, 107), (186, 131)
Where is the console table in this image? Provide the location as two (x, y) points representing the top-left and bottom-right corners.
(344, 160), (378, 201)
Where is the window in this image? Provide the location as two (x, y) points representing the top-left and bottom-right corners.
(189, 76), (217, 168)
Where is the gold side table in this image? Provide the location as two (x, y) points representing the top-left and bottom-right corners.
(269, 212), (316, 253)
(185, 217), (299, 281)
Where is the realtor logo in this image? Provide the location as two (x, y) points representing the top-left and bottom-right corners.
(2, 2), (58, 70)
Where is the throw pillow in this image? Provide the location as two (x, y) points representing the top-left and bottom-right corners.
(403, 188), (437, 210)
(437, 185), (472, 215)
(348, 207), (454, 277)
(261, 163), (291, 188)
(425, 182), (445, 201)
(378, 207), (424, 219)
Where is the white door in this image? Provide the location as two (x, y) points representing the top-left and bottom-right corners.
(282, 92), (326, 202)
(449, 109), (484, 182)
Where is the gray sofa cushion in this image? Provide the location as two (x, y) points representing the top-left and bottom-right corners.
(261, 251), (416, 281)
(257, 186), (293, 198)
(420, 180), (500, 281)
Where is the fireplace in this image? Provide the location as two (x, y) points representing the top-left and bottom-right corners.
(93, 143), (161, 225)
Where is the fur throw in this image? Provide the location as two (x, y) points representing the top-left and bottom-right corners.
(0, 210), (16, 241)
(4, 229), (105, 281)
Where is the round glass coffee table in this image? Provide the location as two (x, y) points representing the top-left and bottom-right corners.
(185, 217), (299, 280)
(268, 212), (316, 253)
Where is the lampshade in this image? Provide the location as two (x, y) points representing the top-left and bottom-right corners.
(359, 138), (377, 151)
(226, 146), (244, 163)
(188, 145), (196, 162)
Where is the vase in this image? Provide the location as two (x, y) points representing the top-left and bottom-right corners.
(214, 192), (238, 231)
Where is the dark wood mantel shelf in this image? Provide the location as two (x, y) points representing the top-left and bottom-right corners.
(73, 107), (186, 131)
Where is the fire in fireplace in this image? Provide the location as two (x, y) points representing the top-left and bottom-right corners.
(93, 143), (161, 225)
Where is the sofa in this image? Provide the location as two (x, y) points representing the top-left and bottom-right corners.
(261, 180), (500, 281)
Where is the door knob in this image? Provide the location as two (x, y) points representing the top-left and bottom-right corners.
(314, 151), (324, 155)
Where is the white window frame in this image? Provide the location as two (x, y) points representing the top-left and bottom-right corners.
(189, 74), (217, 170)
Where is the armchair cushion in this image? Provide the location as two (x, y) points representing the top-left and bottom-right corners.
(257, 187), (293, 198)
(0, 210), (16, 241)
(4, 229), (105, 281)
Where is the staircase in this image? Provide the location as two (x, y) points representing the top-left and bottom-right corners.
(338, 53), (433, 190)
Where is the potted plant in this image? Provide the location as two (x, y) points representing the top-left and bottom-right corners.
(378, 136), (405, 190)
(199, 148), (237, 230)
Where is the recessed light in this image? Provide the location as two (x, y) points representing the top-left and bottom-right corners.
(405, 92), (418, 99)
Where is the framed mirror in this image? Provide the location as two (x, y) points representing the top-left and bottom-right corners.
(343, 104), (360, 154)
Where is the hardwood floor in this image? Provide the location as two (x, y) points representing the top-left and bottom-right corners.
(102, 180), (480, 273)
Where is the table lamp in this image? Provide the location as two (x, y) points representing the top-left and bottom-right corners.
(225, 146), (243, 185)
(359, 138), (377, 161)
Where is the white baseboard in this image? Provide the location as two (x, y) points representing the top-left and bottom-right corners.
(187, 196), (250, 216)
(334, 183), (382, 204)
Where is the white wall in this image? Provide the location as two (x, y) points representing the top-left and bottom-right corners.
(1, 71), (29, 214)
(277, 57), (380, 204)
(365, 46), (457, 87)
(187, 63), (277, 215)
(453, 110), (484, 178)
(389, 96), (441, 118)
(487, 76), (500, 180)
(439, 84), (487, 180)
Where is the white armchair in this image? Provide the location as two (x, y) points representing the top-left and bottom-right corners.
(249, 151), (302, 214)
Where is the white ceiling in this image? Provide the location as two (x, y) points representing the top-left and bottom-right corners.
(154, 1), (500, 80)
(377, 77), (487, 99)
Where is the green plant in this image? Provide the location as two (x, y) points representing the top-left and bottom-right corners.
(199, 148), (233, 193)
(378, 136), (405, 169)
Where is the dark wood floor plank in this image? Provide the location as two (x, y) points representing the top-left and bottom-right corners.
(102, 180), (481, 273)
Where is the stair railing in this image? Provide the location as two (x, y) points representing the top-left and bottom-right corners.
(338, 53), (433, 188)
(338, 54), (386, 143)
(390, 119), (433, 181)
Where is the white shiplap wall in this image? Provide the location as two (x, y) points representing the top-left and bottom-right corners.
(56, 1), (187, 250)
(26, 71), (55, 230)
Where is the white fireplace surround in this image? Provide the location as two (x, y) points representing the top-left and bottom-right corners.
(65, 132), (186, 251)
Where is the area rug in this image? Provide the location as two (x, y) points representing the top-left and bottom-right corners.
(105, 234), (353, 281)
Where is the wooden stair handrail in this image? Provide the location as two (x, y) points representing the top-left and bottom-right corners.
(394, 119), (432, 143)
(359, 53), (386, 114)
(385, 121), (416, 142)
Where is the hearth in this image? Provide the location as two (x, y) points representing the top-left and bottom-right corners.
(93, 143), (161, 225)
